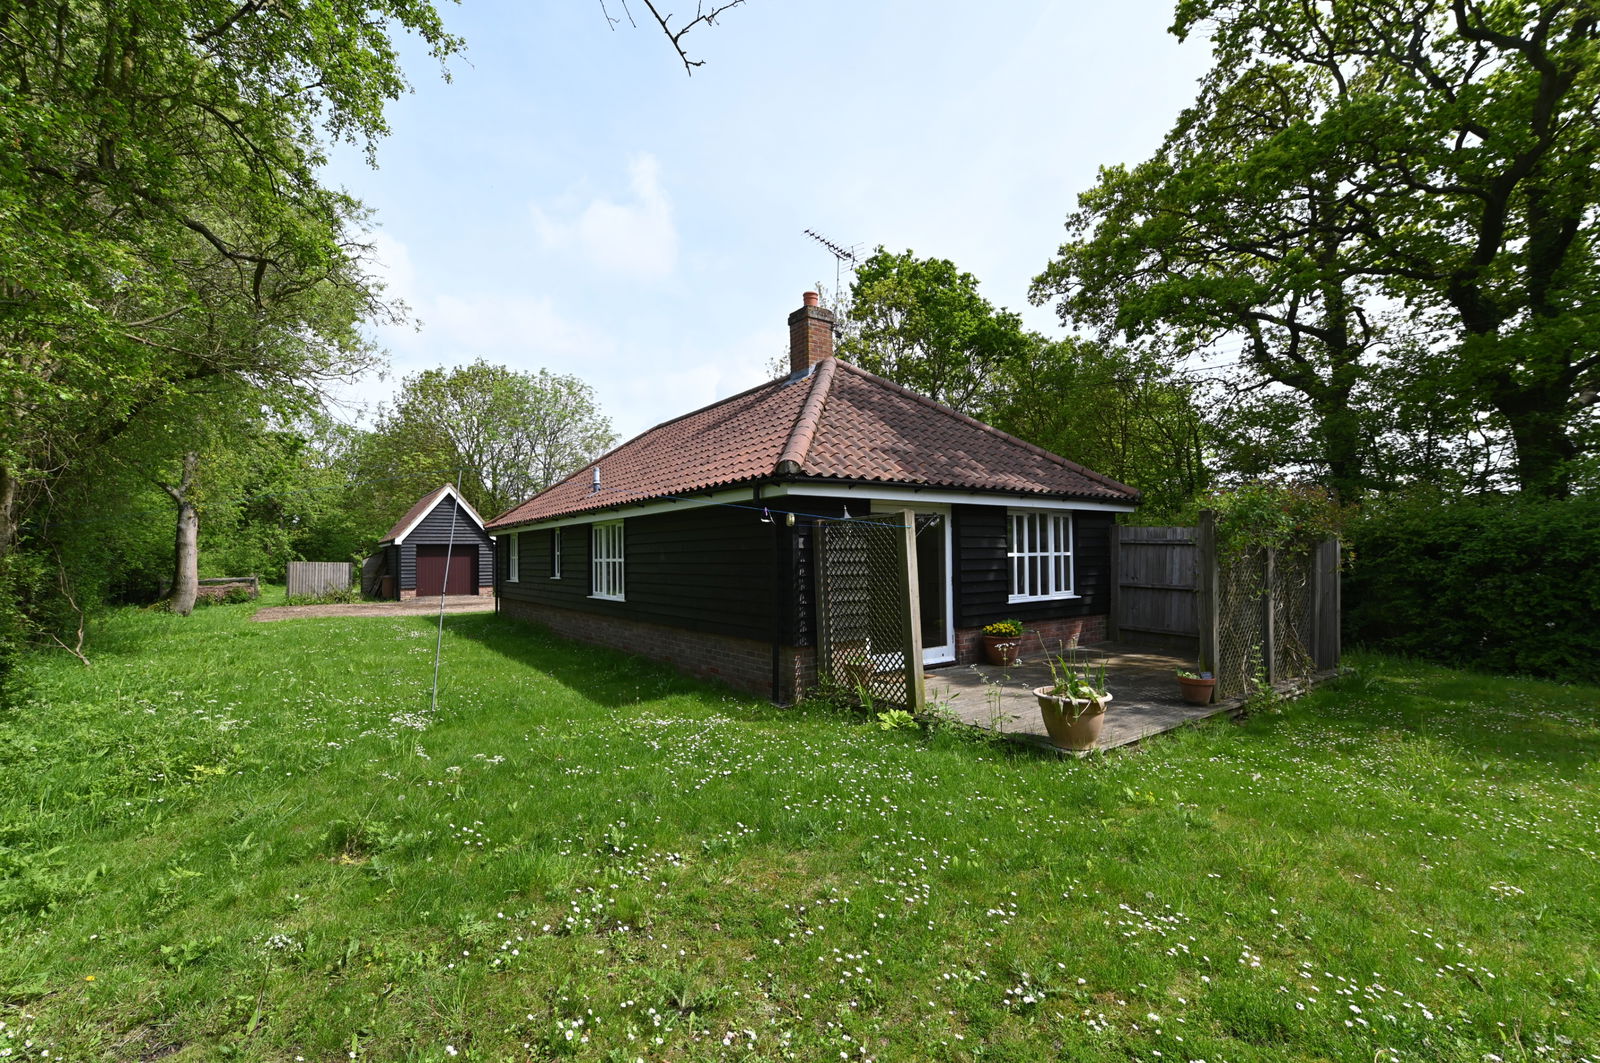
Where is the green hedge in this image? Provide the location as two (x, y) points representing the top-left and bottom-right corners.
(1344, 494), (1600, 683)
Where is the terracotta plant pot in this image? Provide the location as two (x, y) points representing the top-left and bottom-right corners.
(981, 634), (1022, 666)
(1033, 687), (1111, 751)
(1177, 675), (1216, 706)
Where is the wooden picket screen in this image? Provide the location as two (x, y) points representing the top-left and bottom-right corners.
(286, 561), (352, 598)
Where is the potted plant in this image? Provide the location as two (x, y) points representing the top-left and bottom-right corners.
(979, 619), (1024, 666)
(1032, 644), (1111, 751)
(1176, 669), (1216, 706)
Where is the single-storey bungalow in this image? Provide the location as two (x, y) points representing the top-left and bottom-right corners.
(486, 293), (1139, 702)
(372, 484), (496, 599)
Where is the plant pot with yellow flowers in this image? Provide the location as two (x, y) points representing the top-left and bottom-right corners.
(979, 619), (1024, 666)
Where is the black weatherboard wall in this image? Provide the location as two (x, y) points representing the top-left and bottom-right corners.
(952, 505), (1113, 629)
(496, 496), (848, 644)
(395, 493), (495, 594)
(496, 497), (1113, 648)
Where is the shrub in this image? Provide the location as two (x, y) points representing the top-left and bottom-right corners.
(1344, 493), (1600, 683)
(283, 586), (360, 607)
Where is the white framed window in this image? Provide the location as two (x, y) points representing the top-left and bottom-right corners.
(1007, 510), (1075, 602)
(590, 521), (624, 601)
(551, 528), (562, 579)
(507, 533), (519, 582)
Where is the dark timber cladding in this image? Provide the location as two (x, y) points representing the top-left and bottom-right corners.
(952, 505), (1113, 629)
(496, 496), (846, 644)
(394, 493), (494, 593)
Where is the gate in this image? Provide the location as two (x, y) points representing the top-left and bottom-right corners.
(813, 512), (925, 711)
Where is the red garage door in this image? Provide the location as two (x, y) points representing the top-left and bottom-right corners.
(415, 544), (477, 596)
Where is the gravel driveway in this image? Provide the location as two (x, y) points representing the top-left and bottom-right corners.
(251, 595), (496, 622)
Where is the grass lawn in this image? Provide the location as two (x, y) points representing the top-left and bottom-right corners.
(1, 595), (1596, 1062)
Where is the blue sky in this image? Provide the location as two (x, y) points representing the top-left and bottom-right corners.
(322, 1), (1214, 440)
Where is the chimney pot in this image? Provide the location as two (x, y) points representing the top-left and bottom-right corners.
(787, 292), (836, 376)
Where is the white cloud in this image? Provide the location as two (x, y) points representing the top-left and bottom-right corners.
(607, 326), (783, 441)
(530, 154), (679, 280)
(330, 231), (620, 424)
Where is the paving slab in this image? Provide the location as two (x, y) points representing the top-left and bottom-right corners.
(923, 642), (1238, 753)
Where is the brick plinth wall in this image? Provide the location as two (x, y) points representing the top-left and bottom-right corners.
(398, 587), (493, 600)
(953, 614), (1107, 665)
(500, 598), (816, 704)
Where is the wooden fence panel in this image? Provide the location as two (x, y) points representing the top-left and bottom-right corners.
(1116, 527), (1200, 643)
(287, 561), (352, 598)
(1312, 538), (1341, 671)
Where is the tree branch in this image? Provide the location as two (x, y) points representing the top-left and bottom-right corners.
(636, 0), (746, 74)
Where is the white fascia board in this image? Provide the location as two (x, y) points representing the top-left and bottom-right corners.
(390, 483), (489, 545)
(490, 487), (759, 536)
(762, 483), (1138, 513)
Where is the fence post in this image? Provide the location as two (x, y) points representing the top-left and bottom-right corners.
(1332, 538), (1342, 670)
(1196, 511), (1221, 677)
(1107, 523), (1122, 642)
(814, 524), (832, 684)
(1263, 546), (1278, 687)
(896, 509), (926, 714)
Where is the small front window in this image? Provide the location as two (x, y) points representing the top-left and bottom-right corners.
(591, 521), (624, 600)
(507, 533), (520, 582)
(551, 527), (562, 579)
(1007, 510), (1074, 602)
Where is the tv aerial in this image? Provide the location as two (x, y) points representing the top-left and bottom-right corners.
(803, 228), (863, 305)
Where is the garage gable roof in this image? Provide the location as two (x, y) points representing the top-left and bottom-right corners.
(380, 484), (489, 546)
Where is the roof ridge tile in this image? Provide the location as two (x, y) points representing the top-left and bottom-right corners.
(775, 358), (836, 474)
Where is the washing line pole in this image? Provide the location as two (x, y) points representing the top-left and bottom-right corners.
(430, 471), (463, 714)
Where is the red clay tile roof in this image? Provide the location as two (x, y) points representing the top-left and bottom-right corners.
(381, 484), (487, 544)
(487, 360), (1137, 528)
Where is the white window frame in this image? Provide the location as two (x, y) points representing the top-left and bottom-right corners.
(590, 520), (625, 601)
(1007, 509), (1076, 602)
(507, 532), (519, 582)
(551, 527), (562, 579)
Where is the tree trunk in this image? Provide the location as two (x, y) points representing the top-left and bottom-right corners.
(0, 463), (17, 561)
(1494, 386), (1577, 499)
(161, 451), (201, 616)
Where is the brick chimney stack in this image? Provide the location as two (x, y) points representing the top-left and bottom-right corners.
(787, 291), (835, 375)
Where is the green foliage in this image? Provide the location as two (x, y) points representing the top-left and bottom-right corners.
(873, 708), (916, 731)
(979, 619), (1023, 638)
(984, 336), (1211, 518)
(1197, 482), (1347, 562)
(0, 0), (461, 679)
(283, 587), (361, 607)
(1345, 493), (1600, 682)
(1040, 641), (1109, 716)
(1039, 0), (1600, 497)
(353, 360), (617, 525)
(840, 248), (1031, 413)
(839, 249), (1211, 514)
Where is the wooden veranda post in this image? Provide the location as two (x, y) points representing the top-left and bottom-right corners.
(896, 509), (926, 713)
(1196, 511), (1221, 677)
(1106, 523), (1122, 642)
